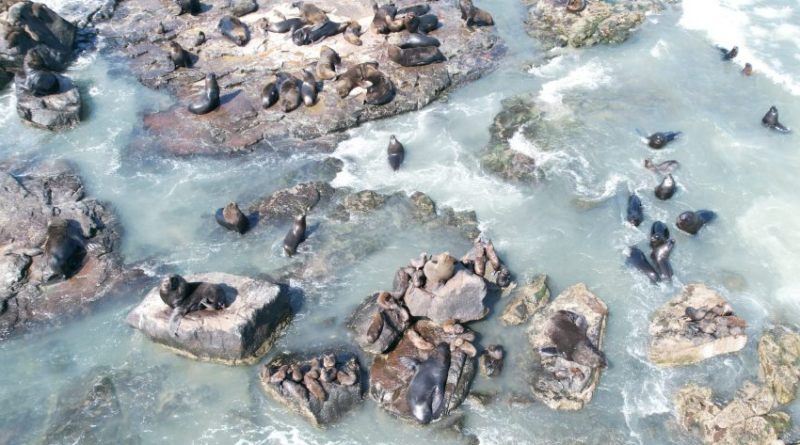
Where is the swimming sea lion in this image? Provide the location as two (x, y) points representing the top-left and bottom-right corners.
(283, 214), (306, 256)
(362, 64), (395, 105)
(218, 16), (249, 46)
(300, 69), (317, 107)
(676, 210), (716, 235)
(398, 4), (430, 16)
(393, 32), (440, 49)
(215, 201), (250, 234)
(742, 63), (753, 76)
(762, 106), (790, 133)
(175, 0), (200, 15)
(188, 73), (220, 115)
(44, 218), (84, 280)
(292, 1), (328, 24)
(650, 221), (669, 248)
(626, 194), (643, 227)
(459, 0), (494, 26)
(387, 135), (405, 171)
(479, 344), (504, 378)
(566, 0), (586, 13)
(654, 174), (676, 200)
(388, 44), (445, 67)
(317, 45), (340, 80)
(167, 41), (191, 69)
(194, 31), (206, 47)
(651, 238), (675, 280)
(640, 131), (681, 149)
(401, 343), (451, 424)
(718, 45), (738, 60)
(292, 20), (347, 46)
(23, 50), (59, 96)
(267, 17), (308, 33)
(644, 158), (679, 173)
(279, 73), (301, 112)
(371, 2), (398, 34)
(261, 75), (279, 109)
(344, 21), (363, 45)
(423, 252), (456, 285)
(626, 246), (660, 284)
(545, 310), (607, 369)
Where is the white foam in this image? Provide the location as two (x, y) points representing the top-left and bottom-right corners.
(754, 6), (792, 19)
(537, 62), (611, 112)
(650, 39), (668, 58)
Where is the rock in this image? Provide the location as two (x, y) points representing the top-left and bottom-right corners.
(500, 275), (550, 325)
(410, 191), (437, 220)
(347, 292), (411, 355)
(648, 283), (747, 367)
(369, 320), (476, 423)
(526, 283), (608, 410)
(247, 182), (335, 223)
(15, 74), (82, 130)
(758, 326), (800, 405)
(0, 2), (76, 74)
(343, 190), (388, 212)
(0, 160), (124, 339)
(258, 349), (363, 427)
(96, 0), (507, 156)
(126, 272), (291, 365)
(405, 265), (489, 323)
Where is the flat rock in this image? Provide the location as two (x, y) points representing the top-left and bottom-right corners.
(347, 292), (411, 355)
(526, 283), (608, 410)
(758, 326), (800, 405)
(405, 265), (488, 323)
(500, 274), (550, 325)
(648, 283), (747, 367)
(15, 74), (82, 130)
(126, 272), (291, 365)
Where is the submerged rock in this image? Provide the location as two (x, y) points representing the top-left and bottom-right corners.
(758, 326), (800, 405)
(126, 272), (291, 365)
(500, 275), (550, 325)
(648, 283), (747, 367)
(15, 74), (82, 130)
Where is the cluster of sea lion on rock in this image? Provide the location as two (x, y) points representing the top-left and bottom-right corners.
(542, 310), (607, 380)
(261, 351), (360, 402)
(683, 303), (746, 338)
(158, 274), (227, 336)
(373, 2), (447, 67)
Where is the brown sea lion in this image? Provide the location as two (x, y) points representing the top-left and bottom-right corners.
(215, 201), (250, 234)
(168, 41), (191, 69)
(545, 310), (607, 369)
(388, 44), (445, 67)
(317, 45), (340, 80)
(279, 73), (301, 112)
(423, 252), (456, 284)
(292, 1), (328, 24)
(344, 21), (362, 45)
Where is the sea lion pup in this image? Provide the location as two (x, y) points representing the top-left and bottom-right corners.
(300, 69), (317, 107)
(718, 45), (738, 60)
(159, 274), (191, 308)
(676, 210), (716, 235)
(479, 344), (504, 377)
(459, 0), (494, 26)
(649, 221), (669, 248)
(194, 31), (206, 47)
(654, 174), (676, 200)
(387, 135), (405, 171)
(261, 74), (279, 109)
(267, 17), (308, 33)
(392, 32), (441, 49)
(388, 45), (445, 67)
(545, 310), (607, 369)
(762, 106), (790, 133)
(215, 201), (250, 234)
(362, 64), (395, 105)
(626, 194), (643, 227)
(651, 238), (675, 280)
(644, 158), (679, 173)
(279, 73), (301, 112)
(167, 41), (191, 69)
(423, 252), (457, 285)
(344, 21), (363, 45)
(283, 214), (306, 256)
(566, 0), (586, 13)
(742, 63), (753, 76)
(639, 130), (681, 149)
(407, 328), (435, 350)
(451, 338), (477, 357)
(401, 343), (450, 425)
(317, 45), (340, 80)
(218, 15), (249, 46)
(188, 73), (220, 115)
(268, 364), (289, 383)
(23, 50), (59, 96)
(392, 268), (412, 298)
(626, 246), (660, 284)
(473, 237), (486, 276)
(292, 20), (348, 46)
(175, 0), (200, 15)
(371, 1), (398, 34)
(44, 218), (84, 281)
(292, 1), (328, 24)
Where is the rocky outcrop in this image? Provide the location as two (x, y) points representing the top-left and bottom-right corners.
(758, 326), (800, 405)
(259, 349), (363, 427)
(348, 292), (411, 355)
(0, 160), (124, 339)
(126, 272), (291, 364)
(15, 74), (82, 130)
(405, 265), (489, 323)
(674, 382), (790, 445)
(97, 0), (506, 156)
(526, 283), (608, 410)
(500, 275), (550, 325)
(0, 2), (77, 74)
(648, 283), (747, 367)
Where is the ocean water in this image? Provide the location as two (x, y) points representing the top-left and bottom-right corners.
(1, 0), (800, 443)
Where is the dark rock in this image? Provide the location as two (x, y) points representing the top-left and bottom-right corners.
(0, 2), (76, 74)
(247, 182), (335, 223)
(410, 191), (436, 220)
(15, 74), (81, 130)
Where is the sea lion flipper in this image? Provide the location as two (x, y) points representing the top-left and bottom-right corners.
(635, 128), (647, 139)
(399, 356), (420, 370)
(430, 383), (444, 416)
(169, 306), (187, 337)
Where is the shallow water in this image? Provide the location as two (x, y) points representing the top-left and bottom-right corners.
(2, 0), (800, 443)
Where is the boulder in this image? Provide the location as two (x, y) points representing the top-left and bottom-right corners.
(369, 320), (476, 423)
(247, 181), (335, 224)
(405, 265), (489, 323)
(0, 2), (76, 74)
(758, 326), (800, 405)
(526, 283), (608, 410)
(258, 349), (363, 427)
(126, 272), (291, 365)
(15, 74), (81, 130)
(648, 283), (747, 367)
(347, 292), (411, 355)
(500, 275), (550, 325)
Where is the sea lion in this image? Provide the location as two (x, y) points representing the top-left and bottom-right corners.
(401, 343), (451, 425)
(388, 45), (445, 67)
(644, 158), (679, 173)
(398, 4), (430, 15)
(479, 344), (504, 378)
(269, 365), (288, 383)
(495, 266), (512, 287)
(473, 237), (486, 276)
(676, 210), (716, 235)
(303, 373), (327, 401)
(762, 106), (790, 133)
(344, 21), (363, 45)
(459, 0), (494, 26)
(188, 73), (220, 115)
(162, 277), (226, 336)
(292, 1), (328, 24)
(485, 240), (501, 271)
(282, 379), (308, 400)
(336, 368), (358, 385)
(231, 0), (257, 17)
(452, 338), (477, 357)
(654, 174), (676, 200)
(362, 64), (395, 105)
(651, 238), (675, 280)
(545, 310), (607, 369)
(442, 319), (465, 335)
(393, 32), (440, 49)
(626, 194), (643, 227)
(218, 16), (249, 46)
(371, 2), (398, 34)
(175, 0), (200, 15)
(289, 364), (303, 382)
(283, 214), (306, 256)
(300, 69), (317, 107)
(43, 218), (84, 281)
(317, 45), (340, 80)
(400, 13), (420, 33)
(742, 63), (753, 76)
(650, 221), (669, 248)
(566, 0), (586, 13)
(333, 62), (378, 98)
(626, 246), (660, 284)
(392, 268), (412, 298)
(292, 20), (347, 46)
(413, 14), (439, 33)
(167, 41), (191, 69)
(423, 252), (456, 285)
(215, 202), (249, 234)
(23, 50), (59, 96)
(279, 73), (301, 112)
(387, 135), (405, 171)
(684, 306), (707, 322)
(261, 75), (279, 109)
(267, 17), (307, 33)
(159, 274), (190, 308)
(718, 45), (738, 60)
(366, 309), (385, 343)
(323, 352), (336, 368)
(194, 31), (206, 47)
(640, 131), (681, 149)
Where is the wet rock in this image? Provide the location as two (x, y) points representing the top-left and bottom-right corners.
(648, 283), (747, 367)
(0, 2), (76, 74)
(410, 191), (436, 220)
(369, 320), (476, 423)
(278, 157), (344, 186)
(15, 75), (81, 130)
(343, 190), (388, 212)
(97, 0), (506, 156)
(0, 160), (123, 339)
(478, 344), (504, 378)
(247, 182), (335, 223)
(405, 265), (488, 323)
(259, 349), (363, 427)
(526, 283), (608, 410)
(500, 275), (550, 325)
(347, 292), (411, 355)
(758, 326), (800, 405)
(126, 272), (291, 365)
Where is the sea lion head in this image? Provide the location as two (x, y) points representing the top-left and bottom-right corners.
(160, 274), (185, 293)
(24, 48), (46, 71)
(650, 133), (665, 147)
